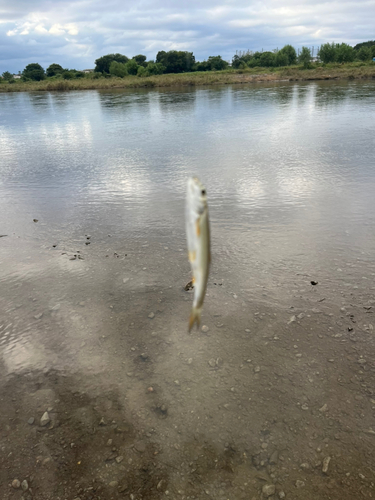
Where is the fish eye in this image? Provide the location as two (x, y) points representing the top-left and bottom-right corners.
(201, 189), (206, 195)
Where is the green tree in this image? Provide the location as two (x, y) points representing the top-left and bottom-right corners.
(318, 43), (336, 63)
(298, 46), (311, 68)
(259, 51), (275, 67)
(275, 51), (289, 67)
(23, 63), (45, 81)
(195, 60), (211, 71)
(156, 51), (195, 73)
(46, 63), (63, 77)
(336, 43), (354, 63)
(207, 55), (228, 70)
(278, 45), (297, 65)
(2, 71), (14, 82)
(109, 61), (128, 77)
(145, 62), (165, 75)
(95, 53), (129, 73)
(357, 46), (372, 61)
(133, 54), (147, 67)
(125, 59), (139, 75)
(354, 40), (375, 51)
(372, 46), (375, 58)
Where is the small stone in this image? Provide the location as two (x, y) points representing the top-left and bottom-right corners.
(28, 417), (35, 425)
(21, 480), (28, 491)
(135, 441), (146, 453)
(99, 417), (106, 426)
(106, 439), (113, 446)
(201, 325), (209, 333)
(40, 412), (50, 426)
(301, 403), (309, 411)
(12, 479), (20, 489)
(319, 403), (328, 412)
(254, 366), (260, 373)
(34, 313), (43, 320)
(288, 315), (296, 324)
(279, 492), (286, 499)
(109, 481), (118, 488)
(123, 278), (129, 283)
(262, 484), (276, 497)
(322, 456), (331, 474)
(33, 219), (38, 223)
(269, 450), (279, 464)
(79, 301), (85, 307)
(295, 480), (305, 488)
(148, 312), (155, 319)
(300, 462), (310, 470)
(187, 358), (193, 364)
(208, 358), (216, 367)
(115, 456), (124, 463)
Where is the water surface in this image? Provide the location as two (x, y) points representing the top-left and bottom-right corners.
(1, 81), (375, 499)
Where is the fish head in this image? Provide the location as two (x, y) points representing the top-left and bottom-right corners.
(187, 177), (208, 215)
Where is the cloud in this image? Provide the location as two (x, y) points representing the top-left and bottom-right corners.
(1, 0), (374, 73)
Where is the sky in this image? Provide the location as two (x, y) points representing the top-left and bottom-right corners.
(0, 0), (374, 73)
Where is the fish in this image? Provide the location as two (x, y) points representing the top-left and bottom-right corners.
(186, 176), (211, 331)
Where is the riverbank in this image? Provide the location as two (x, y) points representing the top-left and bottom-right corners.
(1, 62), (374, 92)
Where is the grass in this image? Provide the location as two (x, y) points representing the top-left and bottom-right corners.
(1, 62), (374, 93)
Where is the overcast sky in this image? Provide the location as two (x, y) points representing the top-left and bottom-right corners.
(1, 0), (374, 73)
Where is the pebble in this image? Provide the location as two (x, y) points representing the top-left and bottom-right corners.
(295, 480), (305, 488)
(109, 481), (118, 488)
(288, 315), (296, 324)
(34, 313), (43, 320)
(115, 456), (124, 463)
(12, 479), (20, 489)
(319, 403), (328, 413)
(28, 417), (35, 425)
(322, 456), (331, 474)
(123, 278), (129, 283)
(201, 325), (209, 333)
(148, 312), (155, 319)
(254, 366), (260, 373)
(21, 480), (28, 491)
(135, 441), (146, 453)
(279, 492), (286, 499)
(106, 439), (113, 446)
(40, 412), (50, 426)
(269, 450), (279, 464)
(262, 484), (275, 497)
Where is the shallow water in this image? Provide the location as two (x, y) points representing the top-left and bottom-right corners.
(1, 81), (375, 499)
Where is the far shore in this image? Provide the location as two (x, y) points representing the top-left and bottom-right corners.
(1, 63), (374, 93)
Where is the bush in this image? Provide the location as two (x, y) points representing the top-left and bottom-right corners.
(109, 61), (128, 77)
(124, 60), (139, 75)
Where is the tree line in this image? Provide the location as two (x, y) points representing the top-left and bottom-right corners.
(2, 41), (374, 83)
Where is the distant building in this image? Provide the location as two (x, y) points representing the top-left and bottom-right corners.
(13, 74), (21, 79)
(82, 69), (94, 73)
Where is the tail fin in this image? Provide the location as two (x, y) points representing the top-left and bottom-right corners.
(189, 306), (202, 332)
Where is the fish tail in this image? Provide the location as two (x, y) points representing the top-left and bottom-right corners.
(188, 306), (202, 332)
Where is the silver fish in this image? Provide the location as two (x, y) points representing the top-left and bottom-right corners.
(186, 177), (211, 331)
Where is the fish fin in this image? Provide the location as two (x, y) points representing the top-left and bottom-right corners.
(188, 306), (201, 332)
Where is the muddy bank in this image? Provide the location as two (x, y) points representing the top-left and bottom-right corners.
(1, 233), (375, 500)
